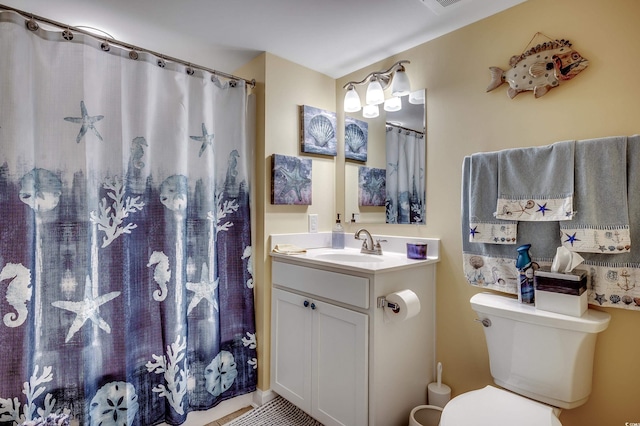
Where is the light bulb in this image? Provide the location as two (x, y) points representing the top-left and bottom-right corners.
(343, 85), (362, 112)
(362, 104), (379, 118)
(409, 89), (425, 105)
(365, 78), (385, 105)
(383, 96), (402, 112)
(391, 67), (411, 97)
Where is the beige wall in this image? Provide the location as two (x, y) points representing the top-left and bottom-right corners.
(334, 0), (640, 424)
(236, 53), (338, 391)
(243, 0), (640, 423)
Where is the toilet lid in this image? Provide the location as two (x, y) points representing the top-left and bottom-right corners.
(440, 385), (562, 426)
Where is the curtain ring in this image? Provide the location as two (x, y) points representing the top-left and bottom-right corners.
(101, 41), (110, 52)
(26, 17), (39, 31)
(129, 50), (139, 60)
(62, 28), (74, 41)
(157, 57), (166, 68)
(186, 65), (195, 75)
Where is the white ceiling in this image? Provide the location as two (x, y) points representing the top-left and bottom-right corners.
(1, 0), (525, 79)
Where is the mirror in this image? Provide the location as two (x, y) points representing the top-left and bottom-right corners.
(344, 91), (425, 224)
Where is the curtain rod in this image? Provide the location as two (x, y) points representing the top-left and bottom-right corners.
(0, 4), (256, 88)
(386, 123), (424, 136)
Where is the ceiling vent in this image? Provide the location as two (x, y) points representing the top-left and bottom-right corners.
(418, 0), (469, 15)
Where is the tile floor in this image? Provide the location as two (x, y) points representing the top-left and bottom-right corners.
(205, 406), (253, 426)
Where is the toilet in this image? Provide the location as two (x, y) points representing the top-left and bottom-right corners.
(440, 292), (611, 426)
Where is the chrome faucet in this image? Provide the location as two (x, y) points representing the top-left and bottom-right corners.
(355, 228), (384, 255)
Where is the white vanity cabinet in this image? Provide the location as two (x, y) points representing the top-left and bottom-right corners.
(271, 263), (369, 426)
(271, 247), (438, 426)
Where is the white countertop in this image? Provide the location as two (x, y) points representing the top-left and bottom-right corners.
(270, 245), (439, 274)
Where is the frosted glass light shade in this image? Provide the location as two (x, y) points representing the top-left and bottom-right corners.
(365, 79), (385, 105)
(409, 89), (425, 105)
(362, 104), (379, 118)
(383, 96), (402, 112)
(344, 86), (362, 112)
(391, 69), (411, 97)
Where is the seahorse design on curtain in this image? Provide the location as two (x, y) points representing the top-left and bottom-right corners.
(0, 9), (256, 426)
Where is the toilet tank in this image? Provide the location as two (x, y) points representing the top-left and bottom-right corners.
(471, 292), (611, 409)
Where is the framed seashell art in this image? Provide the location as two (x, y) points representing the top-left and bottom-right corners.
(345, 116), (368, 162)
(358, 166), (386, 207)
(300, 105), (337, 156)
(271, 154), (312, 205)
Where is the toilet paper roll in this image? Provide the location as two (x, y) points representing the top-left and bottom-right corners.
(427, 382), (451, 408)
(384, 289), (421, 323)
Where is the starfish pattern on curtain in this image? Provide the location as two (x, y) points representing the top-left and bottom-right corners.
(0, 9), (256, 426)
(385, 127), (426, 224)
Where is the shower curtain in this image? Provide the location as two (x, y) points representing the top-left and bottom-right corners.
(0, 10), (256, 426)
(385, 127), (426, 224)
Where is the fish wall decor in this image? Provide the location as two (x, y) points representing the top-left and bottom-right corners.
(487, 37), (589, 98)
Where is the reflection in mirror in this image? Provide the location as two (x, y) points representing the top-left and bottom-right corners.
(385, 94), (425, 224)
(345, 90), (425, 224)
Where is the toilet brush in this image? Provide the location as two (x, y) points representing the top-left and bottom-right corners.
(427, 362), (451, 408)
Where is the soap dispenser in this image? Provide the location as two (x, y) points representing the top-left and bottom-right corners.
(332, 213), (345, 249)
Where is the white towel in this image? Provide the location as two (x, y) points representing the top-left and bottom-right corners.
(468, 152), (517, 244)
(272, 244), (307, 255)
(559, 136), (630, 253)
(495, 140), (575, 221)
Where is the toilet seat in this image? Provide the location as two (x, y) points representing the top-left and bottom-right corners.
(440, 385), (562, 426)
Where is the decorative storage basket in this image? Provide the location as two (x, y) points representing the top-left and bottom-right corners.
(534, 269), (587, 317)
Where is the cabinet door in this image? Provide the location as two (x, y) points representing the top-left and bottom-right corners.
(312, 299), (368, 426)
(271, 288), (313, 411)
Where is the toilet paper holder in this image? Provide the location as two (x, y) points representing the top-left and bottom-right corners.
(377, 296), (400, 312)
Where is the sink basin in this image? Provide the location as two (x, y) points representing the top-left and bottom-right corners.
(270, 237), (439, 272)
(270, 244), (437, 272)
(313, 253), (384, 263)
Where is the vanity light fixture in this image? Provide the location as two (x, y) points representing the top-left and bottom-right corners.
(409, 88), (425, 105)
(383, 96), (402, 112)
(344, 84), (362, 112)
(365, 76), (385, 105)
(390, 64), (411, 97)
(362, 104), (379, 118)
(342, 60), (411, 114)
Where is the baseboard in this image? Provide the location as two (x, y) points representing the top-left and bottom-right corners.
(154, 389), (277, 425)
(252, 388), (278, 407)
(157, 393), (254, 426)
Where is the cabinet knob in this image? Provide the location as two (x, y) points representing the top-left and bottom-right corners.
(304, 300), (310, 308)
(310, 303), (316, 310)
